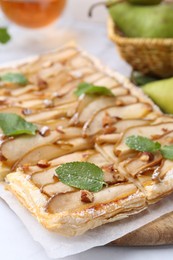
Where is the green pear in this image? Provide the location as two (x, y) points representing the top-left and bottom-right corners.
(142, 78), (173, 114)
(128, 0), (162, 5)
(109, 2), (173, 38)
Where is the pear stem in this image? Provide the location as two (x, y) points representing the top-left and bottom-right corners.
(88, 2), (106, 17)
(88, 0), (125, 17)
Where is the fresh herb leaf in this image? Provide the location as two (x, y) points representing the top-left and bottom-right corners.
(0, 27), (11, 44)
(160, 145), (173, 160)
(0, 113), (37, 136)
(126, 135), (161, 153)
(0, 73), (28, 85)
(131, 71), (159, 87)
(74, 82), (114, 97)
(55, 162), (106, 192)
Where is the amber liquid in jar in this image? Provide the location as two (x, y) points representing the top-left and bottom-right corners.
(0, 0), (66, 28)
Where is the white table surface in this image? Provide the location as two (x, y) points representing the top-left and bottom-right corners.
(0, 1), (173, 259)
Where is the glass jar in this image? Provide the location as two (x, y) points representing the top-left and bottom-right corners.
(0, 0), (67, 28)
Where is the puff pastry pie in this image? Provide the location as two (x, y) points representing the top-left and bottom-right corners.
(1, 44), (173, 236)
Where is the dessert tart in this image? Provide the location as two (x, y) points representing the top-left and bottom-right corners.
(1, 44), (173, 236)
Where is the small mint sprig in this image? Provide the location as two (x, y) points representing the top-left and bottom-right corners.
(74, 82), (114, 97)
(126, 135), (173, 160)
(55, 162), (106, 192)
(0, 113), (37, 136)
(0, 27), (11, 44)
(0, 73), (28, 85)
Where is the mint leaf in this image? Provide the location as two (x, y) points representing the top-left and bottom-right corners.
(131, 71), (159, 87)
(0, 73), (28, 85)
(126, 135), (161, 153)
(74, 82), (114, 97)
(0, 113), (37, 136)
(0, 27), (11, 44)
(55, 162), (105, 192)
(160, 145), (173, 160)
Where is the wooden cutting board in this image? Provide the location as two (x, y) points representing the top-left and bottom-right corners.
(111, 212), (173, 246)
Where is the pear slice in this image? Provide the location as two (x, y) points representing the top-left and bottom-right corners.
(31, 150), (94, 176)
(13, 144), (64, 170)
(115, 119), (149, 133)
(18, 47), (78, 74)
(11, 85), (37, 97)
(12, 93), (49, 102)
(31, 167), (58, 187)
(95, 144), (117, 163)
(137, 160), (173, 203)
(156, 130), (173, 146)
(87, 152), (126, 184)
(79, 96), (138, 124)
(156, 160), (173, 180)
(56, 127), (82, 139)
(111, 87), (129, 96)
(69, 67), (94, 79)
(84, 103), (152, 136)
(124, 152), (162, 177)
(41, 47), (79, 64)
(79, 97), (117, 124)
(47, 191), (82, 213)
(52, 93), (77, 108)
(31, 150), (94, 187)
(87, 152), (109, 167)
(42, 182), (76, 197)
(26, 102), (77, 123)
(115, 122), (173, 157)
(96, 133), (121, 144)
(14, 137), (93, 170)
(153, 116), (173, 125)
(0, 106), (24, 116)
(93, 76), (118, 88)
(116, 95), (138, 105)
(46, 183), (138, 213)
(48, 77), (80, 97)
(67, 54), (94, 69)
(19, 99), (44, 109)
(43, 118), (69, 130)
(1, 131), (59, 167)
(70, 95), (94, 125)
(83, 72), (104, 83)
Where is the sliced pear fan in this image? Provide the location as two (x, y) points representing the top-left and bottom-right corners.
(13, 144), (66, 170)
(1, 131), (59, 166)
(26, 102), (77, 123)
(84, 103), (152, 136)
(13, 137), (93, 170)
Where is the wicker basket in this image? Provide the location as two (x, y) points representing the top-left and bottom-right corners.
(108, 17), (173, 78)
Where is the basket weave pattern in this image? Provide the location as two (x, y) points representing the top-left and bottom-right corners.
(108, 17), (173, 78)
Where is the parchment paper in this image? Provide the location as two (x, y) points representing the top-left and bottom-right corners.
(1, 184), (173, 259)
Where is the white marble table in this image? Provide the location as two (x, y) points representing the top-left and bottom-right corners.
(0, 1), (173, 259)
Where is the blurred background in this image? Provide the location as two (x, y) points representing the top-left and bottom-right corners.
(0, 0), (131, 75)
